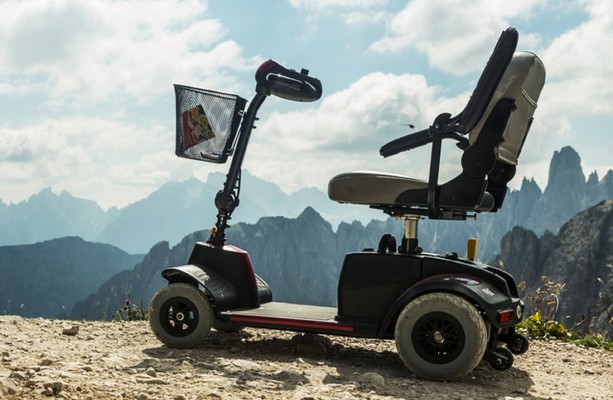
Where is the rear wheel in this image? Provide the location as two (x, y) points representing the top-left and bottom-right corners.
(149, 283), (213, 348)
(395, 292), (488, 381)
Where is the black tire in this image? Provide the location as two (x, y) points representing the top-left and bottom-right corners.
(149, 283), (213, 348)
(395, 292), (488, 381)
(506, 334), (529, 355)
(490, 347), (514, 370)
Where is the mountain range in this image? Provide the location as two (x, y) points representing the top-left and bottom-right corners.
(0, 171), (377, 254)
(2, 146), (612, 258)
(1, 146), (612, 335)
(0, 237), (141, 318)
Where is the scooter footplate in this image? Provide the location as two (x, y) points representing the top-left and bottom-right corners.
(222, 302), (354, 333)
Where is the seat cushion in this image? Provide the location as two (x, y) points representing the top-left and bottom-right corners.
(328, 171), (427, 205)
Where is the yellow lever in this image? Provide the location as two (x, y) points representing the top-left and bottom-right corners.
(467, 238), (478, 261)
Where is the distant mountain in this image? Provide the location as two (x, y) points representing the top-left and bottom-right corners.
(71, 207), (395, 320)
(0, 189), (118, 245)
(493, 200), (613, 338)
(417, 146), (613, 260)
(0, 171), (380, 254)
(0, 237), (142, 318)
(1, 147), (612, 258)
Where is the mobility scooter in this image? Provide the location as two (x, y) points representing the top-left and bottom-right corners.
(149, 27), (546, 380)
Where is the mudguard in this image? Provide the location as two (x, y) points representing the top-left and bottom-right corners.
(162, 264), (241, 310)
(379, 273), (523, 338)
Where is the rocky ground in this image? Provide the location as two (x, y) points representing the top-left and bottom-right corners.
(0, 316), (612, 400)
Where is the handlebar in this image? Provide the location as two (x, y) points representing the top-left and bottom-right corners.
(255, 59), (322, 102)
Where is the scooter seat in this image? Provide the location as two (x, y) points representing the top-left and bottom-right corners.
(328, 171), (427, 205)
(328, 28), (545, 219)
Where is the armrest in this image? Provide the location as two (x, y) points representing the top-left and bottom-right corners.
(380, 128), (431, 157)
(379, 128), (469, 158)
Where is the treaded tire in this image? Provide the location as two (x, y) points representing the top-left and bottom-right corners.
(395, 292), (488, 381)
(149, 283), (213, 348)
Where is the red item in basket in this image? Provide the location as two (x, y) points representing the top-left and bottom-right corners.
(181, 105), (215, 149)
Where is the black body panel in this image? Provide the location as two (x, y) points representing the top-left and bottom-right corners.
(186, 242), (272, 309)
(337, 251), (523, 338)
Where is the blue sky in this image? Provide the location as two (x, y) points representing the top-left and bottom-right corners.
(1, 0), (611, 209)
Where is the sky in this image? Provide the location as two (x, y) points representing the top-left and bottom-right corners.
(1, 0), (612, 210)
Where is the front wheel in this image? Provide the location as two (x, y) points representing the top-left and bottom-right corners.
(149, 283), (213, 348)
(395, 292), (488, 381)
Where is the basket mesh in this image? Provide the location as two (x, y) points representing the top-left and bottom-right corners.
(174, 84), (246, 163)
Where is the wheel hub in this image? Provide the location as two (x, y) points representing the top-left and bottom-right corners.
(432, 331), (445, 344)
(158, 296), (200, 338)
(412, 311), (466, 364)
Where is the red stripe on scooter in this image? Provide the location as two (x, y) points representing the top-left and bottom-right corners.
(230, 315), (354, 332)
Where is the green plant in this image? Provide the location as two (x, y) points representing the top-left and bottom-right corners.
(516, 276), (613, 351)
(517, 311), (578, 340)
(113, 293), (148, 322)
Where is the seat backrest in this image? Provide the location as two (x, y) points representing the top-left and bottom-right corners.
(452, 27), (519, 135)
(468, 52), (546, 165)
(380, 27), (519, 158)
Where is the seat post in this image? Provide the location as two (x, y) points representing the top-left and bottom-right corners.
(399, 215), (421, 254)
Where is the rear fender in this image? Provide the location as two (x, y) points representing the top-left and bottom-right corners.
(379, 274), (517, 338)
(161, 264), (239, 311)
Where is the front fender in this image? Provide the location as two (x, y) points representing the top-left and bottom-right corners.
(162, 264), (209, 286)
(379, 274), (522, 338)
(161, 264), (240, 310)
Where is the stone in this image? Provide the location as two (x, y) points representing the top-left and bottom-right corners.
(359, 372), (385, 387)
(62, 325), (80, 336)
(0, 377), (18, 396)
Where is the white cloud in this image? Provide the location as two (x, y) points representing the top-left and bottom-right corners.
(0, 0), (260, 106)
(0, 116), (187, 207)
(288, 0), (388, 10)
(245, 72), (451, 193)
(288, 0), (390, 26)
(540, 0), (613, 116)
(369, 0), (546, 75)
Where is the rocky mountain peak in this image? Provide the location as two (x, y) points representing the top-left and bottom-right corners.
(545, 146), (585, 195)
(495, 199), (613, 337)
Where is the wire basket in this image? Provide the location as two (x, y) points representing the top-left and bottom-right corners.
(174, 84), (247, 163)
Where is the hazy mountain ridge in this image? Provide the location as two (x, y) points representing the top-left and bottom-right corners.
(0, 237), (142, 318)
(0, 171), (378, 254)
(2, 146), (611, 257)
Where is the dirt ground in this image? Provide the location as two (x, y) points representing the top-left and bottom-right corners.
(0, 316), (611, 399)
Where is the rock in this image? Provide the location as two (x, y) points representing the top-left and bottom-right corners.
(40, 358), (54, 366)
(274, 370), (308, 384)
(359, 372), (385, 387)
(8, 371), (27, 381)
(62, 325), (79, 336)
(43, 381), (65, 396)
(290, 333), (332, 355)
(0, 377), (18, 396)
